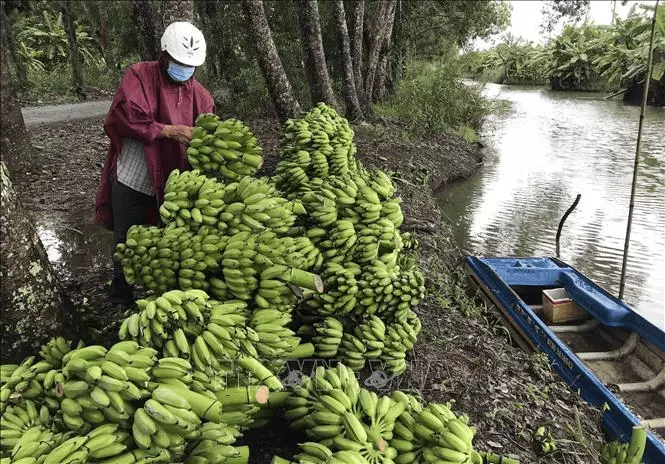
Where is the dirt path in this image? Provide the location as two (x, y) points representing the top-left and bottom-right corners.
(22, 100), (112, 127)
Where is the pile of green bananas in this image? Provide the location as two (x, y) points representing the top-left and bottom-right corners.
(355, 259), (425, 319)
(602, 426), (647, 464)
(1, 336), (281, 463)
(187, 113), (263, 181)
(275, 103), (357, 192)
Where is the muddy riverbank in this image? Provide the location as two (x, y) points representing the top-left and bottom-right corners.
(12, 115), (605, 463)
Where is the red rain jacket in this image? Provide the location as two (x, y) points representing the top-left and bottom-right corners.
(94, 61), (214, 230)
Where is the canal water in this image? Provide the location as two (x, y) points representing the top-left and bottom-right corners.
(439, 83), (665, 329)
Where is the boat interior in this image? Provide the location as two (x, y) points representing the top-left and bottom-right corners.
(511, 284), (665, 438)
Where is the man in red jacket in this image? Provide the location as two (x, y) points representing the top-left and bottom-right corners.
(95, 21), (214, 307)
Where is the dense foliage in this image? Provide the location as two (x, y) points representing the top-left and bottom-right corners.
(463, 4), (665, 104)
(2, 0), (510, 126)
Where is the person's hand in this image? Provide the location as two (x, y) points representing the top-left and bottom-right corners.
(160, 125), (194, 144)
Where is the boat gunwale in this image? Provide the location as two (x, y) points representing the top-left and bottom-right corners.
(465, 255), (665, 464)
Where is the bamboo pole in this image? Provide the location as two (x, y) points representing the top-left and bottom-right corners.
(618, 0), (659, 300)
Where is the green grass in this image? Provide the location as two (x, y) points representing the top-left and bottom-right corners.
(21, 63), (122, 104)
(374, 59), (490, 139)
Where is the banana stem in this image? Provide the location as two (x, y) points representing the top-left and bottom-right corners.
(236, 357), (283, 390)
(263, 391), (291, 408)
(626, 425), (647, 463)
(479, 451), (520, 464)
(162, 384), (224, 423)
(215, 385), (270, 406)
(286, 269), (324, 293)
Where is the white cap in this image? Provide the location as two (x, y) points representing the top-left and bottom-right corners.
(161, 22), (206, 67)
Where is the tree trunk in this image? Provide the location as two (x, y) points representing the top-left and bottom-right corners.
(297, 0), (336, 107)
(133, 0), (159, 61)
(363, 0), (396, 106)
(60, 0), (85, 99)
(97, 1), (112, 66)
(0, 162), (76, 363)
(242, 0), (301, 121)
(0, 43), (30, 173)
(349, 0), (364, 102)
(160, 0), (193, 30)
(0, 2), (28, 91)
(373, 1), (396, 102)
(331, 0), (362, 119)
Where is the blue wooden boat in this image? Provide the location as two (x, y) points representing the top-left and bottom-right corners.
(465, 256), (665, 464)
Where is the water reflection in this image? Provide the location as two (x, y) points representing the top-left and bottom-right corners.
(439, 84), (665, 329)
(36, 219), (112, 278)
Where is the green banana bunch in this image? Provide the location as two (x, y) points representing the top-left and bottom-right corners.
(4, 425), (66, 464)
(183, 422), (245, 463)
(161, 170), (227, 231)
(601, 426), (647, 464)
(306, 262), (360, 317)
(250, 308), (300, 359)
(118, 289), (213, 353)
(188, 113), (263, 182)
(379, 311), (421, 376)
(411, 402), (477, 464)
(312, 317), (344, 358)
(0, 400), (52, 452)
(115, 224), (177, 292)
(282, 364), (359, 431)
(83, 423), (132, 461)
(352, 316), (386, 360)
(274, 442), (370, 464)
(355, 259), (397, 317)
(1, 354), (60, 410)
(400, 232), (417, 251)
(338, 333), (367, 372)
(318, 220), (357, 264)
(388, 263), (426, 321)
(56, 342), (155, 431)
(301, 190), (339, 228)
(38, 337), (75, 368)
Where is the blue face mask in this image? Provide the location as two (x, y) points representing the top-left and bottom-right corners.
(167, 61), (195, 82)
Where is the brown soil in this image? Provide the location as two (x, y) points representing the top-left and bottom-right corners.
(12, 115), (605, 463)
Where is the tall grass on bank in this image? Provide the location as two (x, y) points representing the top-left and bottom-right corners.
(374, 60), (489, 141)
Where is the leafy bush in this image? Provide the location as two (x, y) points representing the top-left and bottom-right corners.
(462, 42), (548, 85)
(375, 59), (489, 139)
(14, 9), (104, 72)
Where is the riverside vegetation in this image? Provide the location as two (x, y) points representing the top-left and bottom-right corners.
(462, 4), (665, 106)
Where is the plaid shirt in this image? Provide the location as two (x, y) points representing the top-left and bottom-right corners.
(116, 138), (154, 196)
